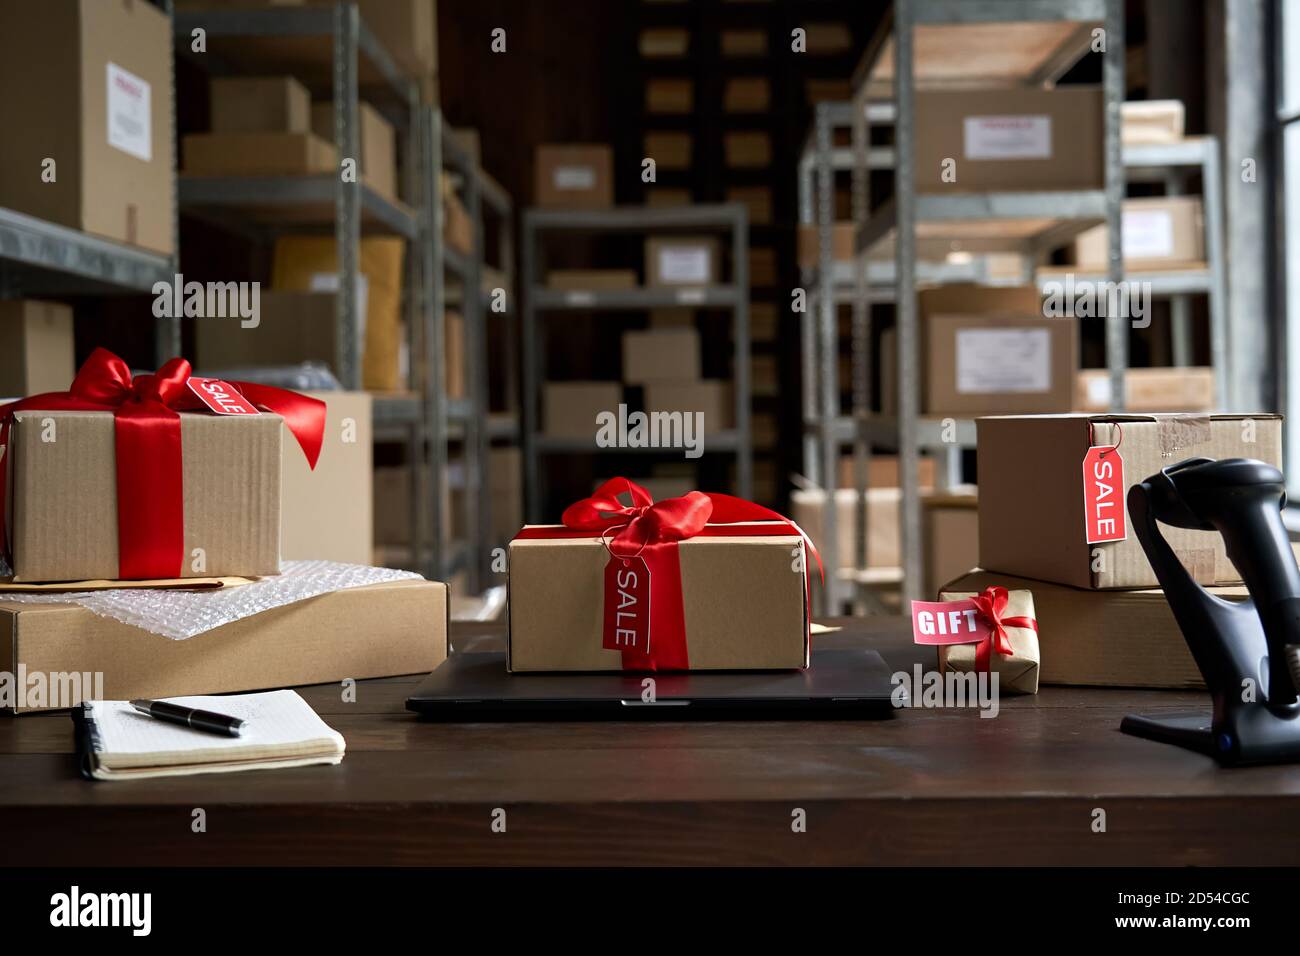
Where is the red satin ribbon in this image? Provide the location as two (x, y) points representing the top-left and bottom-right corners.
(514, 477), (822, 670)
(968, 585), (1038, 673)
(0, 348), (326, 580)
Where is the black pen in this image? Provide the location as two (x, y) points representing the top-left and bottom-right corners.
(129, 699), (247, 737)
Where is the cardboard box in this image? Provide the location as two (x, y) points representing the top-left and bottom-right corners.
(535, 145), (614, 208)
(508, 530), (808, 671)
(646, 78), (693, 113)
(924, 493), (979, 600)
(915, 87), (1104, 192)
(750, 247), (778, 286)
(797, 223), (854, 270)
(724, 131), (771, 167)
(1, 578), (447, 713)
(647, 188), (693, 208)
(639, 27), (690, 57)
(194, 291), (336, 372)
(445, 310), (465, 399)
(1075, 367), (1215, 413)
(211, 76), (310, 133)
(942, 569), (1205, 689)
(444, 189), (473, 255)
(0, 0), (174, 254)
(645, 381), (733, 431)
(544, 382), (621, 439)
(183, 132), (336, 176)
(311, 101), (398, 200)
(546, 269), (638, 291)
(622, 328), (701, 384)
(271, 237), (406, 392)
(720, 29), (765, 57)
(792, 487), (906, 571)
(976, 413), (1283, 589)
(1071, 197), (1204, 270)
(5, 410), (281, 582)
(280, 391), (372, 564)
(374, 447), (521, 548)
(836, 454), (937, 490)
(723, 77), (769, 112)
(0, 300), (75, 398)
(728, 186), (772, 226)
(882, 284), (1075, 416)
(645, 237), (722, 287)
(645, 132), (692, 169)
(1121, 99), (1185, 145)
(317, 0), (436, 81)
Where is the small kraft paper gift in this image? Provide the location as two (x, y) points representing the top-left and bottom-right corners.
(912, 585), (1040, 694)
(508, 478), (819, 672)
(1, 348), (325, 582)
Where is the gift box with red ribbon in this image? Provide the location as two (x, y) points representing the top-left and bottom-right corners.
(1, 349), (325, 583)
(508, 478), (819, 672)
(914, 585), (1040, 694)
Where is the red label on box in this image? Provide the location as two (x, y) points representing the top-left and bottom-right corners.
(603, 554), (651, 655)
(910, 599), (988, 645)
(1082, 445), (1126, 544)
(187, 377), (260, 416)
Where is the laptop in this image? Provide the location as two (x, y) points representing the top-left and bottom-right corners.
(406, 648), (900, 720)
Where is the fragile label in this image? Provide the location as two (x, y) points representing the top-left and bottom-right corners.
(187, 378), (260, 416)
(603, 555), (651, 655)
(963, 115), (1051, 161)
(1122, 208), (1176, 259)
(1082, 445), (1127, 543)
(955, 328), (1051, 394)
(554, 165), (596, 190)
(107, 62), (152, 162)
(657, 247), (710, 284)
(911, 599), (987, 646)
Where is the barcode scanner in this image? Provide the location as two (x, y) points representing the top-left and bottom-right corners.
(1123, 457), (1300, 765)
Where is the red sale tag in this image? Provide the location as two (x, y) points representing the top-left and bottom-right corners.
(1082, 445), (1126, 544)
(603, 554), (651, 654)
(910, 599), (989, 645)
(187, 377), (260, 416)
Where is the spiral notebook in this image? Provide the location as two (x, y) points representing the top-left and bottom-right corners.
(75, 690), (346, 781)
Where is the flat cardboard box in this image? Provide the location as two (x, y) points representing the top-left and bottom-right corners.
(645, 381), (733, 431)
(1, 578), (447, 713)
(1071, 196), (1204, 270)
(1075, 367), (1215, 413)
(508, 529), (808, 672)
(798, 223), (854, 270)
(915, 87), (1104, 192)
(183, 132), (336, 176)
(791, 488), (906, 571)
(924, 493), (979, 600)
(546, 269), (638, 291)
(5, 410), (281, 582)
(535, 144), (614, 208)
(0, 300), (75, 397)
(622, 328), (701, 384)
(645, 237), (722, 287)
(210, 76), (310, 133)
(281, 391), (372, 564)
(0, 0), (175, 255)
(1121, 99), (1185, 145)
(311, 100), (398, 200)
(977, 413), (1283, 589)
(941, 569), (1206, 689)
(271, 236), (406, 392)
(543, 382), (621, 439)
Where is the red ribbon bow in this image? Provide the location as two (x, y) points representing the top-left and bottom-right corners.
(968, 585), (1038, 673)
(0, 348), (326, 580)
(516, 477), (820, 670)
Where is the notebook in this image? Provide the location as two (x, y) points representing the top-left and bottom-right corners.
(75, 690), (346, 781)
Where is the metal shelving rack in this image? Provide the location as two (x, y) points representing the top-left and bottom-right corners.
(172, 3), (444, 578)
(520, 203), (752, 521)
(844, 0), (1126, 608)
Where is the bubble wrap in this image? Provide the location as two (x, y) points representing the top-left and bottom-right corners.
(1, 560), (423, 640)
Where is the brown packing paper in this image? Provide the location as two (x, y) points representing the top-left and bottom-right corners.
(937, 588), (1039, 695)
(5, 410), (281, 583)
(508, 529), (808, 672)
(1, 578), (447, 714)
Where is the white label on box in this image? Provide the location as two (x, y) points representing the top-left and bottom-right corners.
(963, 115), (1051, 161)
(553, 165), (596, 191)
(1086, 374), (1112, 406)
(955, 328), (1052, 394)
(106, 62), (152, 162)
(1122, 209), (1176, 259)
(657, 247), (710, 284)
(309, 272), (370, 342)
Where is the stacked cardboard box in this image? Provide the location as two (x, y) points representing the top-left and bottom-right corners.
(310, 101), (399, 200)
(535, 145), (614, 208)
(185, 76), (336, 177)
(0, 300), (75, 398)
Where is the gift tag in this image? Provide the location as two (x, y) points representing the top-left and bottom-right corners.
(603, 554), (651, 654)
(187, 377), (260, 416)
(910, 599), (987, 645)
(1082, 445), (1126, 544)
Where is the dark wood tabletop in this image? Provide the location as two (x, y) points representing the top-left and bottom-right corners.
(2, 617), (1297, 867)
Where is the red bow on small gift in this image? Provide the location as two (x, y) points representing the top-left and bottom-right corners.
(0, 348), (326, 580)
(969, 585), (1038, 672)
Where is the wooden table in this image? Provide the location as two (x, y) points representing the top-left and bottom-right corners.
(2, 618), (1298, 867)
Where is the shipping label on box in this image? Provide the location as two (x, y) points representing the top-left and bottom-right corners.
(955, 327), (1052, 394)
(962, 115), (1051, 160)
(645, 237), (721, 287)
(106, 62), (152, 161)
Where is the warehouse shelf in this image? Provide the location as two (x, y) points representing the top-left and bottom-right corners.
(177, 176), (419, 239)
(520, 203), (752, 520)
